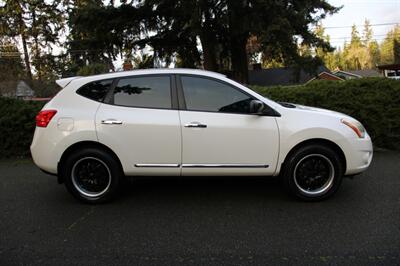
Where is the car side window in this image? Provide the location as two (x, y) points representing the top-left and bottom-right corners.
(113, 76), (171, 109)
(76, 79), (114, 102)
(181, 76), (254, 114)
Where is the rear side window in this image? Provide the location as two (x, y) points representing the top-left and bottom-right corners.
(77, 79), (113, 102)
(112, 76), (171, 109)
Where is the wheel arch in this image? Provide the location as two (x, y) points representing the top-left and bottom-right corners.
(280, 138), (347, 175)
(57, 141), (124, 183)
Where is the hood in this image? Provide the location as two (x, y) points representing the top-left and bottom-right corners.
(294, 104), (344, 116)
(278, 102), (356, 121)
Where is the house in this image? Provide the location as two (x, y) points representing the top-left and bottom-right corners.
(306, 72), (344, 83)
(0, 80), (35, 99)
(248, 65), (342, 86)
(15, 80), (34, 99)
(333, 69), (381, 80)
(377, 64), (400, 80)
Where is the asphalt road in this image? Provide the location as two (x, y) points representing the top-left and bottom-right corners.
(0, 151), (399, 265)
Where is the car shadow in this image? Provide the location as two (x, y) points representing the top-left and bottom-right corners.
(116, 176), (292, 204)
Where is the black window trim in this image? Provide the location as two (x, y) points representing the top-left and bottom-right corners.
(176, 74), (280, 117)
(101, 73), (179, 111)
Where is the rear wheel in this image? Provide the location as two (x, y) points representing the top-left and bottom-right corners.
(61, 148), (122, 203)
(282, 144), (344, 201)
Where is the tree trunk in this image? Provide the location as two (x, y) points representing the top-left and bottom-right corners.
(227, 0), (249, 84)
(107, 52), (115, 72)
(17, 3), (32, 83)
(200, 34), (218, 71)
(21, 33), (32, 82)
(199, 1), (218, 71)
(34, 37), (42, 81)
(230, 36), (249, 84)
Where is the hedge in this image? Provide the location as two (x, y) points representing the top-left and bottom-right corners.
(251, 78), (400, 150)
(0, 97), (44, 158)
(0, 77), (398, 159)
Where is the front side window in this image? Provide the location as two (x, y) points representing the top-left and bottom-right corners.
(77, 79), (113, 102)
(113, 76), (171, 109)
(181, 76), (253, 114)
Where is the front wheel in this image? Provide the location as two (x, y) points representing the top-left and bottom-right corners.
(61, 148), (122, 203)
(282, 144), (344, 201)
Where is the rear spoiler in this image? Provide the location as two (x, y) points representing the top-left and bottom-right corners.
(55, 77), (81, 88)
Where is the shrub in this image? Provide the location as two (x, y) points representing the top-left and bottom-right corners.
(0, 78), (398, 159)
(251, 78), (400, 150)
(32, 80), (61, 98)
(0, 97), (44, 158)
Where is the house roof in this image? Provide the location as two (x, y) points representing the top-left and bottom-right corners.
(377, 64), (400, 70)
(332, 70), (362, 78)
(16, 81), (34, 97)
(347, 69), (381, 77)
(248, 65), (331, 86)
(307, 71), (344, 83)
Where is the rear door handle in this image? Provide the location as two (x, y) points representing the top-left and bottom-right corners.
(184, 122), (207, 128)
(101, 119), (123, 125)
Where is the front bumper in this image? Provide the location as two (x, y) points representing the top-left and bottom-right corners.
(341, 134), (373, 175)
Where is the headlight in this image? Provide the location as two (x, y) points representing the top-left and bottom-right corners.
(341, 119), (366, 138)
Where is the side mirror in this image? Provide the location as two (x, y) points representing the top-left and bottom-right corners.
(249, 100), (265, 115)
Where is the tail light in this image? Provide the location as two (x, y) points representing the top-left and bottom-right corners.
(36, 110), (57, 127)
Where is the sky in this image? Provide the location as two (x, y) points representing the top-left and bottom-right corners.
(322, 0), (400, 47)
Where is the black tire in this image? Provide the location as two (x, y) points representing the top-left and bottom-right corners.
(61, 147), (122, 203)
(282, 144), (344, 201)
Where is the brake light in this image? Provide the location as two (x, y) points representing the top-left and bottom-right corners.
(36, 110), (57, 127)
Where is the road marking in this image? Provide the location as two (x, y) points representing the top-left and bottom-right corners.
(67, 207), (94, 230)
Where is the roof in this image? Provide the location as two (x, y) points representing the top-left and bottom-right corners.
(347, 69), (381, 77)
(248, 65), (331, 86)
(332, 70), (362, 78)
(377, 64), (400, 70)
(16, 81), (34, 97)
(307, 72), (344, 83)
(58, 68), (226, 87)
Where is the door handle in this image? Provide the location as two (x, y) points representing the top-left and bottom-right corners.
(101, 119), (123, 125)
(184, 122), (207, 128)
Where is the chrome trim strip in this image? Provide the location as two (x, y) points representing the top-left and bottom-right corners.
(182, 164), (269, 168)
(135, 164), (180, 168)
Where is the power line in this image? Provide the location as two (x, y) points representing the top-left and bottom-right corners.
(324, 22), (399, 29)
(329, 33), (400, 40)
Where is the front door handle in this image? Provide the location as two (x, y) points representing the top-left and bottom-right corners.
(184, 122), (207, 128)
(101, 119), (123, 125)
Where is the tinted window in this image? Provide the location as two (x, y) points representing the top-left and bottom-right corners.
(77, 79), (113, 102)
(113, 76), (171, 109)
(181, 76), (253, 114)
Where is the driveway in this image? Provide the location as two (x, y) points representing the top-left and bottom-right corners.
(0, 151), (399, 265)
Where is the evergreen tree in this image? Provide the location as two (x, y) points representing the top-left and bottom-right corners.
(73, 0), (339, 83)
(0, 0), (65, 82)
(362, 19), (373, 46)
(380, 25), (400, 65)
(314, 24), (336, 70)
(342, 24), (370, 70)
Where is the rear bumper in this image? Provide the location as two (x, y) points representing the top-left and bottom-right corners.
(30, 128), (59, 174)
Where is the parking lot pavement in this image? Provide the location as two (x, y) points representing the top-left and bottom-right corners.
(0, 151), (399, 265)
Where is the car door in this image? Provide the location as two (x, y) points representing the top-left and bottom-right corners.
(95, 74), (181, 176)
(178, 75), (279, 176)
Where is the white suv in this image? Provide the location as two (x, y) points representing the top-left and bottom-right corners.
(31, 69), (373, 203)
